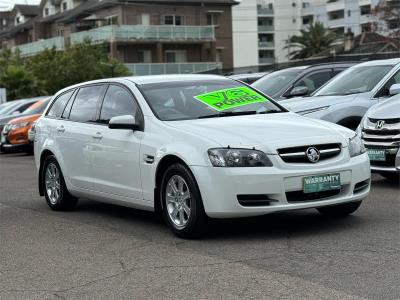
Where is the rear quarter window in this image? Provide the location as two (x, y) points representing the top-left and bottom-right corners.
(47, 90), (74, 118)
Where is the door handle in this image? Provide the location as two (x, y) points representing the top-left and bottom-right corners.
(92, 132), (103, 140)
(56, 125), (65, 133)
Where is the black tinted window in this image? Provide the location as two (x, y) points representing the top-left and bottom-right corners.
(69, 86), (103, 122)
(47, 90), (74, 117)
(99, 85), (139, 124)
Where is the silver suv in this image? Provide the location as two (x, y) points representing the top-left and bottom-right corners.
(280, 59), (400, 129)
(358, 95), (400, 182)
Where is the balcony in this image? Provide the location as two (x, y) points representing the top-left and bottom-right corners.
(258, 25), (274, 32)
(257, 7), (274, 15)
(258, 41), (274, 48)
(70, 25), (215, 44)
(327, 0), (345, 11)
(124, 62), (222, 76)
(12, 36), (64, 57)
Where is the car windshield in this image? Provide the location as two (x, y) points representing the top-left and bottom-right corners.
(24, 99), (50, 115)
(138, 79), (285, 121)
(314, 65), (394, 96)
(0, 101), (23, 115)
(252, 68), (303, 97)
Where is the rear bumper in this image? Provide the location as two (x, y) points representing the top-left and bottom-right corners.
(191, 154), (370, 218)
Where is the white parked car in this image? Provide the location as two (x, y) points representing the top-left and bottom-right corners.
(358, 94), (400, 182)
(34, 75), (371, 237)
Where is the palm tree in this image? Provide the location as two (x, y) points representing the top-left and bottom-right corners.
(285, 22), (337, 60)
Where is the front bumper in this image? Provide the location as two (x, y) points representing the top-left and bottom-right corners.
(192, 154), (371, 218)
(369, 148), (400, 174)
(1, 131), (32, 152)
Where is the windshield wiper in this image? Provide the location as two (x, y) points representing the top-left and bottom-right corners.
(197, 110), (282, 119)
(198, 111), (258, 119)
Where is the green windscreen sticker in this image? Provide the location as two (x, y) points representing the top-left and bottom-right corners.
(194, 87), (268, 111)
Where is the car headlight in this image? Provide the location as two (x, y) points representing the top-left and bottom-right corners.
(348, 133), (366, 157)
(297, 106), (330, 116)
(208, 148), (273, 167)
(11, 122), (31, 130)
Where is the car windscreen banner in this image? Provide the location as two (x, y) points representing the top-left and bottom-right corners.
(194, 87), (269, 111)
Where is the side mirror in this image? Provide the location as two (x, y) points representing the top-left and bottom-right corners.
(290, 86), (309, 97)
(108, 115), (140, 131)
(389, 83), (400, 96)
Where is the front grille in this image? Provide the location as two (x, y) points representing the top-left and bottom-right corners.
(362, 117), (400, 148)
(278, 143), (341, 163)
(286, 189), (341, 203)
(369, 118), (400, 124)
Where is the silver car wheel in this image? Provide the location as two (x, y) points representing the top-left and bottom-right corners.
(166, 175), (191, 228)
(45, 163), (61, 205)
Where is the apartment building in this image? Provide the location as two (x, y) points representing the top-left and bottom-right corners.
(232, 0), (383, 68)
(0, 0), (237, 75)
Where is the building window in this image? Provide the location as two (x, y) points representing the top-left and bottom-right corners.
(360, 5), (371, 15)
(16, 16), (20, 24)
(45, 8), (49, 16)
(165, 50), (187, 63)
(62, 2), (67, 11)
(106, 15), (118, 25)
(137, 50), (152, 63)
(163, 15), (183, 26)
(348, 10), (351, 17)
(207, 14), (219, 26)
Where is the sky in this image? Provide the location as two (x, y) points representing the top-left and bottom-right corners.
(0, 0), (40, 10)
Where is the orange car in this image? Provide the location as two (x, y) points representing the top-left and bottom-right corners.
(1, 99), (50, 153)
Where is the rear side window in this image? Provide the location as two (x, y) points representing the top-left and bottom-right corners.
(47, 90), (74, 118)
(98, 85), (139, 124)
(69, 85), (104, 122)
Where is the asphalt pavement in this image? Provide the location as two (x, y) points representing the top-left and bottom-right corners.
(0, 153), (399, 300)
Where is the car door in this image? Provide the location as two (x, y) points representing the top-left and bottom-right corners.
(90, 84), (144, 202)
(55, 85), (106, 190)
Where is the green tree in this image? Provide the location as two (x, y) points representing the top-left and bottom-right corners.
(26, 40), (130, 95)
(0, 65), (42, 100)
(285, 22), (337, 60)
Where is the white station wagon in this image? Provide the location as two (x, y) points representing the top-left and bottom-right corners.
(34, 75), (371, 237)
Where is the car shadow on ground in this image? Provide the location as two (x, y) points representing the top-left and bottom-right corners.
(74, 199), (367, 241)
(371, 174), (400, 188)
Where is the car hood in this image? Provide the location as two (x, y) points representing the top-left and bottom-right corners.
(165, 113), (353, 154)
(280, 94), (360, 112)
(366, 97), (400, 119)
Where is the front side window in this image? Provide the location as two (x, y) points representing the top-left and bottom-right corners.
(69, 86), (104, 122)
(98, 85), (140, 124)
(139, 79), (285, 121)
(293, 71), (332, 95)
(314, 65), (394, 96)
(252, 68), (303, 97)
(47, 90), (74, 118)
(375, 70), (400, 98)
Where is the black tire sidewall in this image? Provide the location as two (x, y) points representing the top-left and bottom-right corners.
(160, 163), (206, 238)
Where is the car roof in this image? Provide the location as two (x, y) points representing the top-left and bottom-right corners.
(124, 74), (229, 85)
(354, 58), (400, 67)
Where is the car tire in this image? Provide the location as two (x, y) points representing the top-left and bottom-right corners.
(42, 155), (78, 211)
(160, 163), (208, 238)
(316, 201), (362, 217)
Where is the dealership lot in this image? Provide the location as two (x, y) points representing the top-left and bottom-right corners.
(0, 154), (399, 299)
